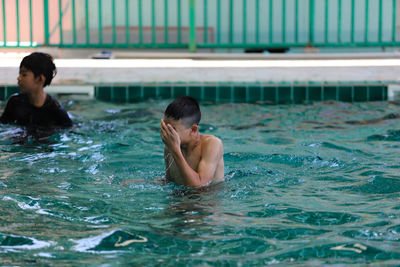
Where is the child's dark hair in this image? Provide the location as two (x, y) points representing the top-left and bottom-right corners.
(20, 52), (57, 87)
(165, 96), (201, 127)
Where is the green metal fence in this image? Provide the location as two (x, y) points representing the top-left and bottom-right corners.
(0, 0), (399, 52)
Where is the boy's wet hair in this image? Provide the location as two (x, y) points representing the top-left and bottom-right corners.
(20, 52), (57, 87)
(165, 96), (201, 127)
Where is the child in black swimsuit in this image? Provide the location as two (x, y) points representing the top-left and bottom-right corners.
(0, 52), (72, 128)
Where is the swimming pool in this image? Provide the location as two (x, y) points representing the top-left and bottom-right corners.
(0, 97), (400, 265)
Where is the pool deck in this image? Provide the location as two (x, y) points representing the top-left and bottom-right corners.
(1, 51), (400, 99)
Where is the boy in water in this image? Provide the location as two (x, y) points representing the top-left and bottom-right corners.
(160, 96), (224, 187)
(0, 52), (72, 128)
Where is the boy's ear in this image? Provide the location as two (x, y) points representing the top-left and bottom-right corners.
(191, 124), (198, 133)
(35, 74), (46, 85)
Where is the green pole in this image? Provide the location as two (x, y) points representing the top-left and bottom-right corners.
(16, 0), (20, 46)
(29, 0), (33, 45)
(126, 0), (129, 44)
(351, 0), (355, 43)
(98, 0), (102, 44)
(177, 0), (181, 44)
(243, 0), (246, 44)
(112, 0), (116, 45)
(365, 0), (369, 42)
(229, 0), (233, 43)
(269, 0), (273, 43)
(204, 0), (207, 43)
(295, 0), (298, 43)
(309, 0), (314, 45)
(217, 0), (220, 44)
(189, 0), (196, 52)
(152, 0), (156, 44)
(138, 0), (143, 44)
(325, 0), (328, 43)
(338, 0), (342, 43)
(59, 0), (63, 44)
(256, 0), (259, 43)
(282, 0), (285, 43)
(165, 0), (168, 44)
(85, 0), (89, 44)
(393, 0), (396, 42)
(2, 0), (5, 46)
(44, 0), (49, 45)
(378, 0), (382, 43)
(72, 0), (76, 44)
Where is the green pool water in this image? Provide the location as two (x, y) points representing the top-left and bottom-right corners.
(1, 97), (400, 266)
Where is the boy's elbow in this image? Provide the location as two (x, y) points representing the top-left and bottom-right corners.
(185, 174), (210, 188)
(185, 182), (206, 188)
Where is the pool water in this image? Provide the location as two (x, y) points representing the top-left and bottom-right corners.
(1, 97), (400, 265)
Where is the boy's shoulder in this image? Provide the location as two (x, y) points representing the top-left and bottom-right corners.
(45, 94), (61, 107)
(6, 93), (28, 104)
(200, 134), (223, 148)
(9, 92), (25, 99)
(201, 134), (221, 141)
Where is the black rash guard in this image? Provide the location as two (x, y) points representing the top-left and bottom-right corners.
(0, 93), (72, 128)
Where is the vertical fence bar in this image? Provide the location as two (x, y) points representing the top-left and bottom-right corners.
(138, 0), (143, 44)
(325, 0), (328, 43)
(295, 0), (298, 43)
(16, 0), (20, 45)
(243, 0), (247, 44)
(29, 0), (33, 45)
(282, 0), (285, 43)
(256, 0), (259, 43)
(72, 0), (76, 44)
(365, 0), (369, 42)
(177, 0), (181, 44)
(44, 0), (49, 45)
(2, 0), (5, 46)
(165, 0), (168, 44)
(151, 0), (156, 44)
(378, 0), (382, 43)
(112, 0), (116, 45)
(269, 0), (273, 43)
(351, 0), (355, 43)
(59, 0), (63, 44)
(338, 0), (341, 43)
(126, 0), (129, 44)
(217, 0), (221, 44)
(204, 0), (207, 43)
(309, 0), (315, 44)
(189, 0), (196, 52)
(98, 0), (102, 44)
(229, 0), (233, 43)
(85, 0), (89, 44)
(393, 0), (396, 42)
(1, 1), (6, 44)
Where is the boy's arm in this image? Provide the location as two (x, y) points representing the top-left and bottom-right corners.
(169, 137), (222, 187)
(195, 137), (223, 185)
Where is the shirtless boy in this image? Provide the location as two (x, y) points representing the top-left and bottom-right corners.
(0, 52), (72, 128)
(160, 96), (224, 187)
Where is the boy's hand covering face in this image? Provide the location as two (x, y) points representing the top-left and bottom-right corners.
(160, 119), (181, 150)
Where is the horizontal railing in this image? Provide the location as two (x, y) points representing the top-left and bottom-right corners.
(0, 0), (399, 52)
